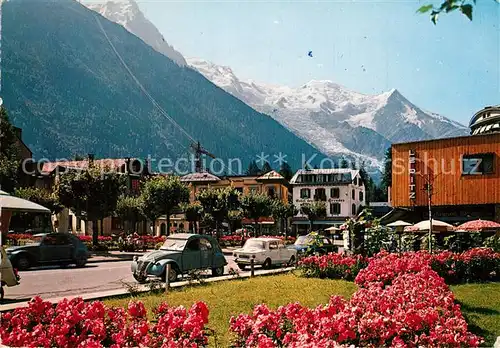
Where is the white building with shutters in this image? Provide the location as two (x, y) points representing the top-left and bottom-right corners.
(289, 168), (366, 234)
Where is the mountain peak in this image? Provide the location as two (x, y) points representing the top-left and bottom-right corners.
(84, 0), (187, 66)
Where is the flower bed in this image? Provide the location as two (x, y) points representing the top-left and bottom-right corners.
(231, 251), (483, 347)
(298, 253), (367, 281)
(300, 248), (500, 285)
(0, 297), (209, 348)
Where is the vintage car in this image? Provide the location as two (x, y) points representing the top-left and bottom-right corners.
(290, 233), (337, 256)
(131, 233), (227, 283)
(233, 237), (297, 270)
(6, 233), (89, 270)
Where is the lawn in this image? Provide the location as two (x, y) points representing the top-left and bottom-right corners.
(451, 282), (500, 347)
(105, 273), (357, 347)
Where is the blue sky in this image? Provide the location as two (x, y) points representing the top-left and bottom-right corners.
(138, 0), (500, 126)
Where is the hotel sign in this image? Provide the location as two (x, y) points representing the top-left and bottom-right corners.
(409, 150), (416, 201)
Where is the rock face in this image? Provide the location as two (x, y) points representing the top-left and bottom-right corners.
(84, 0), (187, 66)
(2, 0), (327, 171)
(189, 58), (469, 167)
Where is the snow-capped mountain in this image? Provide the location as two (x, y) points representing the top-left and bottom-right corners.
(83, 0), (187, 66)
(188, 58), (468, 167)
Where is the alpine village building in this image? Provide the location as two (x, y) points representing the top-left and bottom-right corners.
(387, 105), (500, 224)
(290, 168), (366, 234)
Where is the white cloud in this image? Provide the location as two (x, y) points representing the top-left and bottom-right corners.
(273, 20), (280, 24)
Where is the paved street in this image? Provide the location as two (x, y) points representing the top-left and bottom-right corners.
(3, 256), (239, 302)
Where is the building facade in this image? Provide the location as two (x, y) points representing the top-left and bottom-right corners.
(290, 169), (366, 234)
(390, 132), (500, 223)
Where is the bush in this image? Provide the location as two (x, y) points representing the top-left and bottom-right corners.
(0, 297), (209, 347)
(483, 234), (500, 252)
(298, 253), (368, 281)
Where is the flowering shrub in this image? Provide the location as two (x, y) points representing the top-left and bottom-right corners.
(231, 251), (484, 347)
(298, 253), (367, 281)
(0, 296), (209, 347)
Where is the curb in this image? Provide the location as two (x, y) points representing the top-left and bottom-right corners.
(0, 267), (295, 312)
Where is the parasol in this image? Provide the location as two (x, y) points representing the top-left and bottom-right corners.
(325, 226), (340, 232)
(455, 219), (500, 232)
(404, 219), (454, 233)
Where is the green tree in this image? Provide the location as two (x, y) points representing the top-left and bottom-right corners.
(182, 202), (203, 233)
(261, 161), (272, 174)
(196, 186), (240, 239)
(418, 0), (499, 24)
(279, 162), (294, 181)
(58, 165), (125, 245)
(73, 154), (86, 161)
(240, 192), (272, 236)
(271, 199), (298, 238)
(115, 195), (145, 234)
(0, 107), (21, 193)
(227, 209), (243, 234)
(246, 160), (261, 176)
(300, 201), (327, 232)
(141, 176), (190, 236)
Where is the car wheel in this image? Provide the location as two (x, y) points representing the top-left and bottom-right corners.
(133, 273), (147, 284)
(161, 266), (178, 283)
(75, 256), (87, 268)
(16, 256), (30, 271)
(263, 258), (272, 269)
(288, 256), (296, 266)
(237, 263), (246, 270)
(212, 266), (224, 277)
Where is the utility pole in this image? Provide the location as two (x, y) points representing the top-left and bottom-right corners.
(423, 174), (434, 252)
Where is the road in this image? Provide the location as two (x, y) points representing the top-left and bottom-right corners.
(3, 256), (239, 301)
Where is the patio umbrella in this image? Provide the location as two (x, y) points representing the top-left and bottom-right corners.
(325, 226), (340, 232)
(387, 220), (412, 253)
(455, 219), (500, 232)
(404, 219), (454, 233)
(0, 190), (51, 245)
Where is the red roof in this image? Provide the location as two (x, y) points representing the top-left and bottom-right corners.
(41, 159), (130, 174)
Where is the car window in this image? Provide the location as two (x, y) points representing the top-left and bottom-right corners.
(186, 239), (200, 251)
(269, 241), (278, 250)
(161, 238), (187, 251)
(278, 241), (285, 248)
(243, 240), (266, 250)
(42, 235), (57, 246)
(54, 234), (71, 246)
(199, 238), (212, 251)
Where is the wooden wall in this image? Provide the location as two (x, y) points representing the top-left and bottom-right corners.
(391, 133), (500, 207)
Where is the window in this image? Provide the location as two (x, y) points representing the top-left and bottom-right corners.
(199, 238), (212, 251)
(330, 188), (340, 198)
(300, 188), (311, 198)
(353, 177), (358, 185)
(359, 191), (364, 201)
(76, 217), (81, 232)
(112, 217), (123, 230)
(268, 187), (276, 198)
(68, 215), (73, 232)
(54, 234), (70, 246)
(330, 203), (341, 215)
(314, 188), (326, 201)
(352, 204), (357, 215)
(352, 189), (355, 199)
(186, 239), (200, 251)
(269, 241), (278, 250)
(462, 153), (495, 175)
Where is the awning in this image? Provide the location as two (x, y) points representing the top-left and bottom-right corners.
(0, 190), (50, 213)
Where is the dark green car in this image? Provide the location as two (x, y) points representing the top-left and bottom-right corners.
(6, 233), (89, 270)
(131, 233), (227, 283)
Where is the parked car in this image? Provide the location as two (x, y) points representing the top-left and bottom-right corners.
(289, 233), (337, 256)
(6, 233), (89, 270)
(233, 237), (297, 270)
(131, 233), (227, 283)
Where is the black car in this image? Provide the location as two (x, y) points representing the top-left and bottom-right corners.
(289, 233), (337, 256)
(6, 233), (89, 270)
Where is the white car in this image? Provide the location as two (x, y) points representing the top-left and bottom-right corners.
(233, 238), (297, 270)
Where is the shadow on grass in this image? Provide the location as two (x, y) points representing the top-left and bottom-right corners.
(459, 301), (500, 316)
(457, 300), (498, 346)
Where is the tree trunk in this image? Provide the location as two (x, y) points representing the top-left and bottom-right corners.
(215, 220), (220, 241)
(284, 217), (287, 240)
(166, 214), (171, 236)
(194, 221), (197, 234)
(92, 220), (99, 246)
(100, 219), (104, 236)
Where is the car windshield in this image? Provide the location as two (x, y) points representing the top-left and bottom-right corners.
(295, 235), (312, 246)
(160, 238), (187, 251)
(242, 240), (266, 250)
